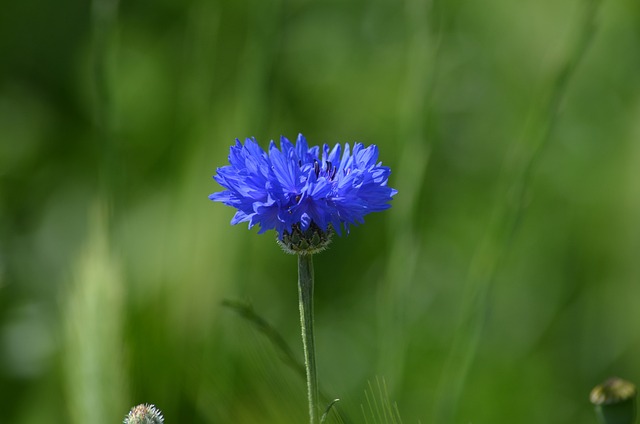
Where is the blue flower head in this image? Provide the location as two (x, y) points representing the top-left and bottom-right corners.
(210, 134), (397, 251)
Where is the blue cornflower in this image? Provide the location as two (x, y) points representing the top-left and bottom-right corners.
(210, 134), (397, 243)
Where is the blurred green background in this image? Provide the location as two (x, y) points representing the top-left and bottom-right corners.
(2, 0), (640, 422)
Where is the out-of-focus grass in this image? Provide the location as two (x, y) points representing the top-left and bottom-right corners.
(362, 378), (403, 424)
(63, 202), (126, 424)
(1, 0), (640, 423)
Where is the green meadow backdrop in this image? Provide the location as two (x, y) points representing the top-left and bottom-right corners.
(1, 0), (640, 422)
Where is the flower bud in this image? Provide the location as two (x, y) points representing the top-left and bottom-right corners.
(124, 404), (164, 424)
(590, 377), (636, 424)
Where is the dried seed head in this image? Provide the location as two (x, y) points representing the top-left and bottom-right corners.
(591, 378), (637, 406)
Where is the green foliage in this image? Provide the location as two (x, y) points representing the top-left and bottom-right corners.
(1, 0), (640, 423)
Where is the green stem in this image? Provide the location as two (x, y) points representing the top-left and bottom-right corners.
(298, 253), (319, 424)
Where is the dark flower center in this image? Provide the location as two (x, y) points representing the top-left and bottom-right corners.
(313, 159), (338, 181)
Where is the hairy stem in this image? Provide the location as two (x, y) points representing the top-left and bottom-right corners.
(298, 253), (319, 424)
